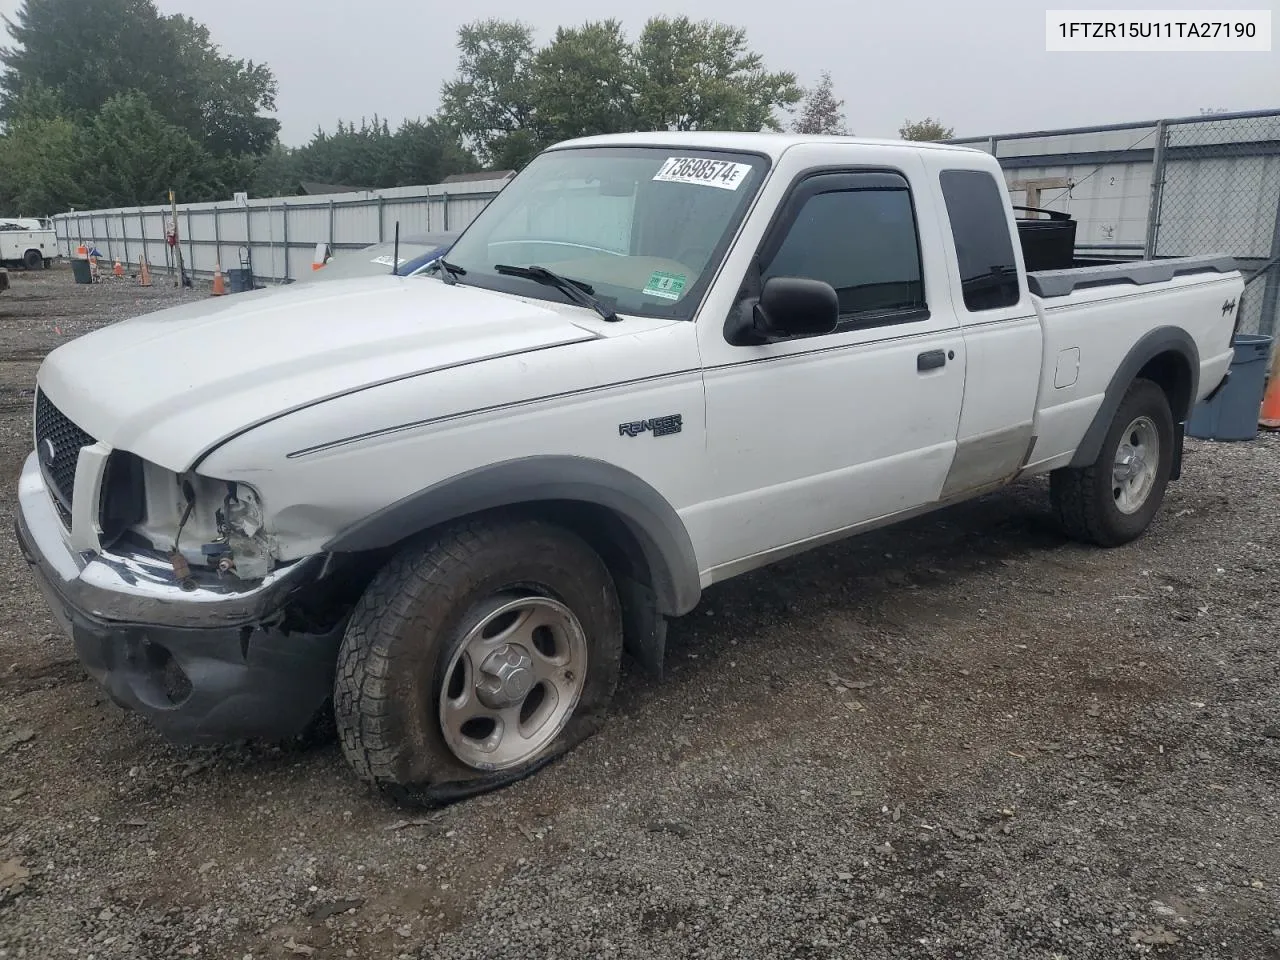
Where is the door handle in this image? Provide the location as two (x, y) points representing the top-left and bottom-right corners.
(917, 350), (947, 372)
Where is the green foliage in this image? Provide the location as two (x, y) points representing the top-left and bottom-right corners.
(631, 17), (801, 134)
(251, 116), (482, 196)
(437, 19), (539, 168)
(85, 92), (214, 205)
(438, 16), (802, 170)
(792, 71), (848, 136)
(533, 20), (636, 146)
(899, 117), (954, 141)
(0, 114), (87, 214)
(0, 0), (279, 155)
(0, 4), (807, 215)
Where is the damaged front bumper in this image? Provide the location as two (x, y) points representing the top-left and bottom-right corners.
(14, 451), (343, 744)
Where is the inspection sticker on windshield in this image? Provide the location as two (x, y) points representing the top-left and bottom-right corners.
(643, 271), (687, 301)
(652, 157), (751, 190)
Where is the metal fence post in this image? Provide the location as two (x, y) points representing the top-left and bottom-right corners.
(328, 199), (335, 247)
(1259, 192), (1280, 339)
(1144, 119), (1168, 259)
(185, 207), (196, 280)
(281, 201), (290, 281)
(213, 205), (222, 271)
(120, 211), (129, 265)
(378, 196), (385, 242)
(138, 209), (146, 267)
(443, 192), (450, 231)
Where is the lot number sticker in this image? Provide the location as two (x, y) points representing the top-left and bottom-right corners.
(653, 157), (752, 190)
(643, 271), (688, 301)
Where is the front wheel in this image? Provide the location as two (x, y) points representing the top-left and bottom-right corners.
(1050, 377), (1175, 547)
(333, 518), (623, 807)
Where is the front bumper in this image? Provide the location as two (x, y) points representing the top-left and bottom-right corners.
(14, 451), (343, 744)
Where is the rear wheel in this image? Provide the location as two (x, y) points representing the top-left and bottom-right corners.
(22, 249), (42, 270)
(1051, 377), (1175, 546)
(333, 518), (623, 807)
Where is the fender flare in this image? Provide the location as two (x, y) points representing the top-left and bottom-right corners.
(1069, 325), (1200, 469)
(322, 455), (701, 617)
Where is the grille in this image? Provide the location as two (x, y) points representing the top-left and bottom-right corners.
(34, 390), (94, 523)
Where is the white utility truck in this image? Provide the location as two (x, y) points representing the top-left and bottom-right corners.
(16, 133), (1243, 806)
(0, 216), (56, 269)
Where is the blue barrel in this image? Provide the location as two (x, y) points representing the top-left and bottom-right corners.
(1186, 333), (1273, 441)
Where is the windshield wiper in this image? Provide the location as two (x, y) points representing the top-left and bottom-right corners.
(494, 263), (620, 322)
(431, 258), (465, 285)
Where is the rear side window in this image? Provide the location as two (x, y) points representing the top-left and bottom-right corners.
(939, 169), (1021, 311)
(762, 187), (925, 321)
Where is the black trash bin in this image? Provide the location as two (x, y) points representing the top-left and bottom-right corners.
(227, 268), (254, 293)
(1015, 206), (1078, 272)
(70, 258), (93, 284)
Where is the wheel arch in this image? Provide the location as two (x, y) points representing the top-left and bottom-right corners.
(1070, 326), (1199, 469)
(322, 455), (702, 622)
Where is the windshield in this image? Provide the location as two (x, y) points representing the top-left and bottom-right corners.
(435, 146), (769, 320)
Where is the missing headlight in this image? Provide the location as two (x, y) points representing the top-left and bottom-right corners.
(98, 451), (146, 549)
(213, 481), (274, 580)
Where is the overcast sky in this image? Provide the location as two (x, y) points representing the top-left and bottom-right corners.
(5, 0), (1276, 146)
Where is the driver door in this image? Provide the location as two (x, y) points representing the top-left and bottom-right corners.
(689, 149), (966, 578)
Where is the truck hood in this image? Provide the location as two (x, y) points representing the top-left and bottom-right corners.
(37, 275), (601, 473)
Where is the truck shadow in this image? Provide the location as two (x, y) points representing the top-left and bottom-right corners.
(619, 476), (1081, 701)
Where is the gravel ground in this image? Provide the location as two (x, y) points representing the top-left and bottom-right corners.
(0, 265), (1277, 960)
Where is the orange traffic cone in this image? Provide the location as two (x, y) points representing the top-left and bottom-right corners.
(1260, 343), (1280, 430)
(138, 257), (152, 287)
(113, 258), (124, 278)
(211, 263), (226, 296)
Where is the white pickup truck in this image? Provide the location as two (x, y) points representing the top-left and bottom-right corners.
(16, 133), (1243, 806)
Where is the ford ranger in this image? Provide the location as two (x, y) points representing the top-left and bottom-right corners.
(15, 132), (1244, 806)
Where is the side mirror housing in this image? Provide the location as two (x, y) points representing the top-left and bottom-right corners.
(727, 276), (840, 345)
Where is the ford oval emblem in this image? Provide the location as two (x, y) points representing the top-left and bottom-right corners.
(39, 437), (57, 468)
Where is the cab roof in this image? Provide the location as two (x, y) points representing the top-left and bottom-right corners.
(546, 130), (985, 161)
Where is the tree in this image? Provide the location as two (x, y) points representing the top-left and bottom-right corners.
(631, 17), (801, 133)
(83, 92), (215, 207)
(0, 0), (279, 156)
(249, 117), (480, 197)
(791, 71), (848, 135)
(899, 117), (954, 141)
(393, 117), (480, 186)
(436, 16), (802, 169)
(533, 20), (636, 146)
(0, 114), (88, 214)
(437, 19), (539, 168)
(163, 14), (278, 156)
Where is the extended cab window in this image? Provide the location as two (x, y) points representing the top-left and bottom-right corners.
(939, 169), (1021, 310)
(761, 184), (925, 323)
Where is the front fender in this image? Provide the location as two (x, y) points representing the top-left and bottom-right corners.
(322, 455), (702, 617)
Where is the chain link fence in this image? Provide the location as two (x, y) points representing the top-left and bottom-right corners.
(1148, 112), (1280, 337)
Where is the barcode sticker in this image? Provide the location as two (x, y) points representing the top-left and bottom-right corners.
(652, 157), (752, 190)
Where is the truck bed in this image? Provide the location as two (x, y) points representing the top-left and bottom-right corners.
(1026, 255), (1239, 299)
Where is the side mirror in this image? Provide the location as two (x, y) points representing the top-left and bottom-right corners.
(727, 276), (840, 344)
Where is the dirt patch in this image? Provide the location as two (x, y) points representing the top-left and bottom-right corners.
(0, 266), (1276, 959)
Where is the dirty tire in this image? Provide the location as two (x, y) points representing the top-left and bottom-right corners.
(22, 249), (42, 270)
(1051, 377), (1175, 547)
(334, 518), (623, 807)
